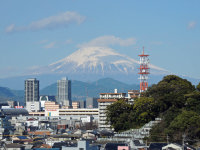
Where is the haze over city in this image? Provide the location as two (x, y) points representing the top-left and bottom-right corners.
(0, 0), (200, 79)
(0, 1), (200, 150)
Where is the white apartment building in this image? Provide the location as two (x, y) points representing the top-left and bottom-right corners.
(98, 89), (126, 130)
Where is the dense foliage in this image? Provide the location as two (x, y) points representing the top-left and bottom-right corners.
(106, 75), (200, 143)
(106, 99), (134, 131)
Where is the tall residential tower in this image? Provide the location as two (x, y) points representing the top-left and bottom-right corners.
(57, 77), (71, 107)
(25, 78), (40, 112)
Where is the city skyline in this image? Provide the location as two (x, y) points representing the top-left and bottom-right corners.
(0, 1), (200, 79)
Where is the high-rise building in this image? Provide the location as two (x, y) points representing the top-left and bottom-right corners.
(25, 78), (39, 103)
(25, 78), (40, 112)
(57, 77), (71, 107)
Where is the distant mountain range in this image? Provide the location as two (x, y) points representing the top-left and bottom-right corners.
(29, 46), (168, 75)
(0, 46), (169, 90)
(27, 46), (169, 84)
(40, 77), (139, 100)
(0, 78), (139, 103)
(0, 46), (199, 91)
(0, 87), (24, 104)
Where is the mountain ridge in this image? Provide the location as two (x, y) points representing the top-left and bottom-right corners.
(40, 77), (139, 100)
(0, 78), (139, 103)
(29, 46), (168, 76)
(0, 47), (199, 89)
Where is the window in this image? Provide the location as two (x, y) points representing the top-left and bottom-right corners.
(79, 148), (84, 150)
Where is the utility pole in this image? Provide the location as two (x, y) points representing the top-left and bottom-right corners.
(182, 133), (186, 150)
(167, 134), (169, 144)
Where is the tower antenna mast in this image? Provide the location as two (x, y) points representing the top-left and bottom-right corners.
(138, 47), (150, 93)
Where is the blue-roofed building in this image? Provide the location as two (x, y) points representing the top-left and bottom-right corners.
(17, 136), (28, 140)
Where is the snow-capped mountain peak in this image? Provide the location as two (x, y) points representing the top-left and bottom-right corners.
(50, 46), (132, 66)
(30, 46), (168, 76)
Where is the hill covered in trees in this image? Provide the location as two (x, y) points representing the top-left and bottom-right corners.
(106, 75), (200, 144)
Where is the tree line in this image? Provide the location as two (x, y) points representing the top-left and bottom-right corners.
(106, 75), (200, 144)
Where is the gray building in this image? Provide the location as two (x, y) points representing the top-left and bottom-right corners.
(25, 78), (39, 103)
(86, 97), (98, 108)
(62, 140), (99, 150)
(79, 100), (86, 108)
(57, 77), (71, 107)
(25, 78), (40, 112)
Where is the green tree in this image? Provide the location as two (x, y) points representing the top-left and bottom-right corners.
(106, 75), (199, 142)
(167, 110), (200, 141)
(148, 106), (181, 142)
(197, 82), (200, 91)
(145, 75), (195, 112)
(106, 99), (133, 132)
(133, 97), (158, 125)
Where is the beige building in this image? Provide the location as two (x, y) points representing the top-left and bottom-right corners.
(29, 108), (98, 118)
(44, 101), (59, 110)
(44, 101), (59, 116)
(72, 101), (80, 109)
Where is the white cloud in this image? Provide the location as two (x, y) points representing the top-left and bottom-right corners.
(64, 39), (73, 44)
(78, 35), (136, 48)
(188, 21), (197, 29)
(5, 24), (15, 33)
(5, 11), (85, 33)
(27, 66), (40, 70)
(43, 42), (56, 49)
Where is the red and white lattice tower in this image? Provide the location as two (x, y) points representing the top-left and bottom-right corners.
(138, 47), (150, 93)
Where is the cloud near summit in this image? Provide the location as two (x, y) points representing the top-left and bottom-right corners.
(78, 35), (136, 48)
(5, 11), (85, 33)
(188, 21), (197, 29)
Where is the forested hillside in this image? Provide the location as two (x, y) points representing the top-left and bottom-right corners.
(106, 75), (200, 144)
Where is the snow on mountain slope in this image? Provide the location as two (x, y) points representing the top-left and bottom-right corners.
(31, 46), (168, 75)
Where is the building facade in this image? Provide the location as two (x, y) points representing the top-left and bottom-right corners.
(39, 95), (56, 111)
(78, 100), (86, 108)
(25, 78), (39, 103)
(57, 77), (71, 107)
(25, 78), (40, 112)
(98, 89), (126, 130)
(72, 101), (80, 109)
(86, 97), (98, 108)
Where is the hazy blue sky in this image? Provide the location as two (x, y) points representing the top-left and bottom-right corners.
(0, 0), (200, 78)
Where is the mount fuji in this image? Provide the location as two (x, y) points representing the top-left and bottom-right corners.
(0, 47), (170, 90)
(30, 46), (168, 77)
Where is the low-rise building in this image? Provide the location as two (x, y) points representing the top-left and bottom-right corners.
(40, 95), (56, 111)
(72, 102), (80, 109)
(62, 140), (99, 150)
(26, 101), (40, 112)
(127, 90), (140, 103)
